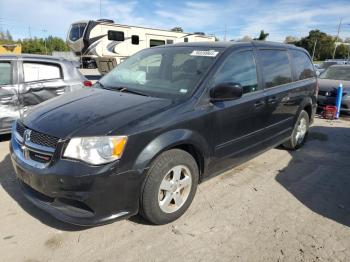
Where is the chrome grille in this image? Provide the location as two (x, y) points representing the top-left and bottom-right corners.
(30, 131), (59, 148)
(16, 122), (59, 148)
(14, 122), (59, 167)
(16, 122), (25, 137)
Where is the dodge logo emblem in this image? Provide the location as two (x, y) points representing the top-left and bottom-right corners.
(22, 129), (32, 160)
(23, 129), (32, 143)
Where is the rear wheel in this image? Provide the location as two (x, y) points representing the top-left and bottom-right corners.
(140, 149), (199, 225)
(283, 110), (310, 150)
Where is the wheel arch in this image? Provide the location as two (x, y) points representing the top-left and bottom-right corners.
(134, 129), (210, 179)
(296, 97), (313, 123)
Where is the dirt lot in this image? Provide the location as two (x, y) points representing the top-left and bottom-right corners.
(0, 117), (349, 262)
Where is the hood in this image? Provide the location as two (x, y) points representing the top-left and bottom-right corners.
(318, 78), (350, 92)
(22, 88), (172, 138)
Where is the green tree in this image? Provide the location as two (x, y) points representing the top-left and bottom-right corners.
(21, 38), (46, 54)
(294, 30), (335, 61)
(0, 30), (15, 44)
(6, 30), (13, 41)
(284, 36), (299, 44)
(20, 36), (68, 55)
(171, 27), (183, 32)
(239, 35), (252, 41)
(254, 30), (269, 41)
(335, 44), (349, 59)
(46, 36), (69, 53)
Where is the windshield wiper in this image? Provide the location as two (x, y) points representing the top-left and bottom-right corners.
(114, 86), (149, 97)
(95, 81), (105, 88)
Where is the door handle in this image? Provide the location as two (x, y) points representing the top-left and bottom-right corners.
(254, 100), (265, 108)
(267, 96), (277, 104)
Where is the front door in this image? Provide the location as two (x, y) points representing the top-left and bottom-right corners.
(0, 60), (19, 133)
(208, 49), (269, 173)
(18, 61), (68, 110)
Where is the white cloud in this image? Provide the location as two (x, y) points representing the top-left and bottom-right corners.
(1, 0), (350, 42)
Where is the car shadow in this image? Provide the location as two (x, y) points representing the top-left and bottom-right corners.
(0, 134), (11, 142)
(276, 125), (350, 227)
(0, 153), (89, 231)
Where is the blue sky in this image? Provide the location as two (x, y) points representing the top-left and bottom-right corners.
(1, 0), (350, 42)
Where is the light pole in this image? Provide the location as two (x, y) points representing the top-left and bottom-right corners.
(332, 18), (342, 59)
(312, 39), (317, 61)
(99, 0), (102, 18)
(42, 29), (48, 55)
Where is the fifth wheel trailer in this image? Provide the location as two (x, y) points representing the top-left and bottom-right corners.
(67, 19), (215, 74)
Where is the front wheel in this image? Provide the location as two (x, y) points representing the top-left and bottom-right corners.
(140, 149), (199, 225)
(283, 110), (310, 150)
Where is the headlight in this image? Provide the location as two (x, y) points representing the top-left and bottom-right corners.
(63, 136), (127, 165)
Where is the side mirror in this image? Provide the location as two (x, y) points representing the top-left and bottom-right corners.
(316, 70), (320, 76)
(210, 82), (243, 102)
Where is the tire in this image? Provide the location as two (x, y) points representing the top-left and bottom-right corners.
(140, 149), (199, 225)
(283, 110), (310, 150)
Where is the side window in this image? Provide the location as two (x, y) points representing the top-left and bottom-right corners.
(23, 63), (61, 82)
(131, 35), (139, 45)
(291, 50), (315, 80)
(214, 50), (259, 94)
(0, 62), (12, 85)
(108, 30), (124, 41)
(259, 50), (292, 88)
(150, 39), (165, 47)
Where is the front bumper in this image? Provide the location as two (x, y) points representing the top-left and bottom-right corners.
(10, 135), (144, 226)
(317, 95), (350, 112)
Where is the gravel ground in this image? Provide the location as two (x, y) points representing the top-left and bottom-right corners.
(0, 117), (349, 262)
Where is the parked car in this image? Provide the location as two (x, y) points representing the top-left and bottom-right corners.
(10, 41), (317, 226)
(317, 65), (350, 114)
(0, 54), (91, 134)
(315, 60), (348, 75)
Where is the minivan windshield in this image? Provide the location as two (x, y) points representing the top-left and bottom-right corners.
(319, 66), (350, 81)
(99, 47), (223, 99)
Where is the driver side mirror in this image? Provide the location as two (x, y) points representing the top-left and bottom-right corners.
(210, 82), (243, 102)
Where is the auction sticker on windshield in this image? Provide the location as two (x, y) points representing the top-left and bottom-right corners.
(190, 50), (219, 57)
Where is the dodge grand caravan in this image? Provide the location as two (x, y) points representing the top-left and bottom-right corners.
(10, 41), (317, 225)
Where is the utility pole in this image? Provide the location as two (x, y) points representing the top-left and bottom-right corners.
(99, 0), (102, 18)
(224, 24), (227, 41)
(28, 26), (32, 39)
(42, 29), (48, 55)
(312, 39), (317, 61)
(0, 18), (4, 32)
(332, 18), (342, 59)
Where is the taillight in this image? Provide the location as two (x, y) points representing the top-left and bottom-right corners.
(316, 79), (319, 95)
(83, 80), (92, 87)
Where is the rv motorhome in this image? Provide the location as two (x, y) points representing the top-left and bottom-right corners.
(67, 19), (216, 74)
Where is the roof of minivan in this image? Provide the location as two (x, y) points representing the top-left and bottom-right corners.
(0, 53), (74, 63)
(162, 40), (303, 51)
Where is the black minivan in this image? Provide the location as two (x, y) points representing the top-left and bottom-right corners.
(10, 41), (317, 225)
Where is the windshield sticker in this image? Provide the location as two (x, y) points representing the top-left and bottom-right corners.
(190, 50), (219, 57)
(180, 89), (188, 94)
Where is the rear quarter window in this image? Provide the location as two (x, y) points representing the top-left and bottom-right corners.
(0, 62), (12, 85)
(291, 50), (315, 80)
(258, 50), (292, 88)
(23, 62), (62, 82)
